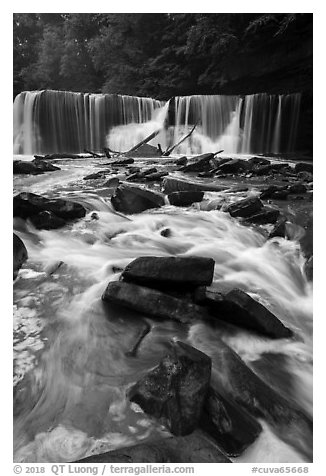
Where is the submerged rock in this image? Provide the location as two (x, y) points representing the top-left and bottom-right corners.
(201, 387), (262, 457)
(13, 192), (86, 221)
(121, 256), (215, 290)
(83, 171), (106, 180)
(75, 430), (231, 463)
(168, 191), (204, 206)
(102, 281), (208, 324)
(227, 196), (263, 218)
(111, 184), (165, 214)
(13, 233), (28, 279)
(129, 341), (211, 435)
(204, 288), (293, 339)
(144, 171), (168, 181)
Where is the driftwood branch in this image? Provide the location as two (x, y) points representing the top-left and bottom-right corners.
(124, 129), (161, 155)
(162, 122), (198, 157)
(84, 149), (104, 158)
(214, 150), (224, 156)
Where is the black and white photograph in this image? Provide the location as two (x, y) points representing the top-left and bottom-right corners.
(12, 6), (314, 469)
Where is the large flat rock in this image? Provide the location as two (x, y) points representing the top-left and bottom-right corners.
(205, 288), (293, 339)
(102, 281), (208, 324)
(121, 256), (215, 290)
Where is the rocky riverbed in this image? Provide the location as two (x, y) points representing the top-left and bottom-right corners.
(13, 151), (313, 463)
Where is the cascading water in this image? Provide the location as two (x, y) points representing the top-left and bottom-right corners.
(13, 90), (164, 155)
(171, 93), (302, 155)
(13, 90), (301, 156)
(13, 154), (312, 463)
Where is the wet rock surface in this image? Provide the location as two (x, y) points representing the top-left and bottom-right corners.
(227, 196), (263, 218)
(111, 184), (165, 214)
(128, 341), (212, 435)
(204, 288), (293, 339)
(13, 192), (86, 221)
(13, 233), (28, 279)
(201, 387), (262, 456)
(102, 281), (208, 324)
(121, 256), (215, 290)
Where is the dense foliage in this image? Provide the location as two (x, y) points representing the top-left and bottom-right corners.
(13, 13), (312, 99)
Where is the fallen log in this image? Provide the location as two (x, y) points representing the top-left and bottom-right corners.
(114, 129), (162, 157)
(83, 149), (104, 158)
(162, 123), (198, 157)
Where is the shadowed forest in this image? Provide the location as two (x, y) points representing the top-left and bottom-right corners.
(13, 13), (312, 99)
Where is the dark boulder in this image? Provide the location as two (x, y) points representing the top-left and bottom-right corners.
(180, 153), (215, 173)
(294, 162), (313, 174)
(102, 281), (208, 324)
(201, 387), (262, 457)
(175, 156), (187, 166)
(272, 190), (289, 200)
(103, 177), (120, 188)
(248, 157), (271, 167)
(111, 184), (165, 214)
(168, 191), (204, 207)
(227, 196), (263, 218)
(253, 164), (272, 176)
(13, 160), (43, 175)
(75, 430), (231, 463)
(13, 233), (28, 279)
(129, 341), (211, 436)
(162, 176), (227, 194)
(288, 183), (307, 194)
(31, 159), (60, 172)
(260, 185), (288, 200)
(244, 207), (280, 225)
(205, 288), (293, 339)
(29, 211), (66, 230)
(13, 193), (86, 220)
(121, 256), (215, 290)
(297, 171), (313, 182)
(126, 144), (161, 158)
(216, 159), (249, 174)
(268, 218), (288, 239)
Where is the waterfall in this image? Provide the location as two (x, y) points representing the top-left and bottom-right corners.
(172, 93), (302, 155)
(13, 90), (164, 155)
(13, 90), (301, 155)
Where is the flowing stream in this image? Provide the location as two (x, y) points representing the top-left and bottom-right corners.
(13, 155), (312, 463)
